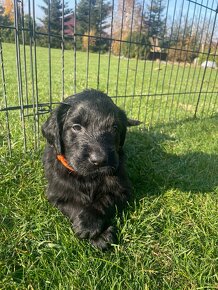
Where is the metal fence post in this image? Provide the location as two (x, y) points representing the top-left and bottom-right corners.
(13, 0), (27, 151)
(194, 4), (218, 118)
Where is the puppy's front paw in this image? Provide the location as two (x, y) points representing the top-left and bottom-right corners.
(73, 210), (104, 239)
(90, 226), (117, 251)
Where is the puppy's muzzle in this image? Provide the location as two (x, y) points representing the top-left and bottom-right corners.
(88, 145), (118, 174)
(89, 151), (107, 167)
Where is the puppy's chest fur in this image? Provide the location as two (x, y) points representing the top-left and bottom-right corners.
(44, 146), (124, 205)
(76, 175), (120, 202)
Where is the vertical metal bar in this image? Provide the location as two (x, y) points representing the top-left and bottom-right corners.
(141, 0), (156, 127)
(0, 35), (12, 154)
(194, 4), (217, 118)
(96, 0), (103, 90)
(144, 59), (155, 125)
(133, 0), (147, 122)
(74, 0), (77, 94)
(48, 0), (52, 108)
(20, 0), (29, 112)
(143, 0), (158, 126)
(172, 0), (192, 120)
(166, 0), (185, 122)
(28, 0), (37, 150)
(61, 0), (65, 101)
(198, 2), (216, 117)
(32, 0), (40, 148)
(123, 0), (136, 112)
(106, 0), (115, 95)
(161, 0), (178, 121)
(156, 0), (170, 123)
(189, 0), (211, 112)
(139, 61), (147, 129)
(86, 0), (92, 89)
(115, 0), (126, 102)
(184, 0), (204, 117)
(201, 40), (218, 117)
(14, 0), (27, 151)
(149, 0), (166, 125)
(179, 0), (199, 119)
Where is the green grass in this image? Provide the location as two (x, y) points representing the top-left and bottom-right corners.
(0, 43), (218, 289)
(1, 42), (218, 151)
(1, 43), (218, 115)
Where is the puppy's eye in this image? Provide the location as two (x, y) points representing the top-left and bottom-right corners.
(72, 124), (82, 131)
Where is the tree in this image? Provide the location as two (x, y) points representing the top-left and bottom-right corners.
(0, 1), (14, 43)
(3, 0), (14, 22)
(82, 29), (96, 50)
(121, 31), (150, 59)
(112, 0), (148, 58)
(0, 13), (14, 42)
(114, 0), (142, 35)
(77, 0), (111, 34)
(76, 0), (111, 51)
(39, 0), (70, 48)
(166, 16), (201, 63)
(145, 0), (166, 39)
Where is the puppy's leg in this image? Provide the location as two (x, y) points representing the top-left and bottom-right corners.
(90, 226), (118, 251)
(74, 209), (118, 250)
(74, 190), (129, 249)
(49, 189), (128, 250)
(53, 200), (109, 241)
(72, 207), (106, 240)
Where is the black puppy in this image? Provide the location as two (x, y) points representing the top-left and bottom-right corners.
(42, 89), (139, 250)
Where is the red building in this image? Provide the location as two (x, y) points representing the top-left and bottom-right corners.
(61, 12), (75, 36)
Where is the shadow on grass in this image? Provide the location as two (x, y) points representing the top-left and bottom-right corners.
(126, 129), (218, 201)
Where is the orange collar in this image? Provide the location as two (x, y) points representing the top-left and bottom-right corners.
(57, 154), (75, 173)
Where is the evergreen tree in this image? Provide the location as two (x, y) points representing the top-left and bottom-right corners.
(76, 0), (111, 51)
(76, 0), (111, 35)
(39, 0), (70, 48)
(146, 0), (166, 38)
(0, 15), (14, 43)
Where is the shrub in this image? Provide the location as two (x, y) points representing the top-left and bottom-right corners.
(82, 30), (110, 53)
(0, 15), (14, 43)
(111, 40), (121, 56)
(111, 31), (128, 56)
(82, 29), (96, 51)
(167, 37), (199, 63)
(121, 32), (150, 59)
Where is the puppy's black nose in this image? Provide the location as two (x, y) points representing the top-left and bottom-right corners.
(89, 152), (107, 167)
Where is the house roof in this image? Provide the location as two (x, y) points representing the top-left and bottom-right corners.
(59, 12), (74, 19)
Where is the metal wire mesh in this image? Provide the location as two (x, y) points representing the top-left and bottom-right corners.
(0, 0), (217, 153)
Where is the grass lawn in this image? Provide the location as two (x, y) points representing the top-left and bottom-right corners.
(0, 43), (218, 289)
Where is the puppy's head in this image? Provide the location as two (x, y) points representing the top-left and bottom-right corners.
(42, 90), (140, 176)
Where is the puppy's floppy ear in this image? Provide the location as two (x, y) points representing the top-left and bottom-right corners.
(42, 104), (70, 154)
(119, 115), (142, 148)
(118, 110), (128, 148)
(127, 119), (142, 126)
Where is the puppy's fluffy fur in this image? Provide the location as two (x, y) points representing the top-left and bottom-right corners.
(42, 89), (139, 250)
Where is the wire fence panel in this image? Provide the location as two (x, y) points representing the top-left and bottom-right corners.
(0, 0), (217, 153)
